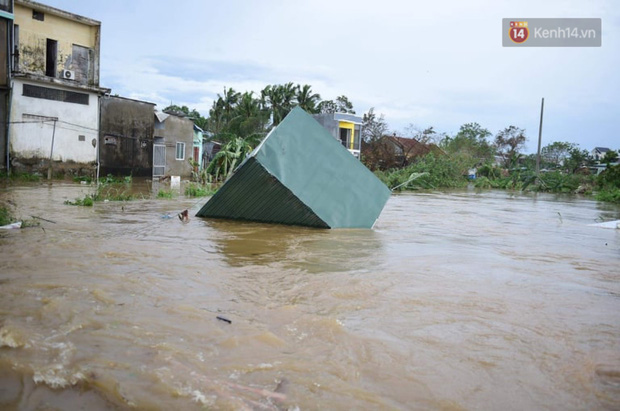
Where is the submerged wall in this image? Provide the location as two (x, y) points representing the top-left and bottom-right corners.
(99, 96), (155, 177)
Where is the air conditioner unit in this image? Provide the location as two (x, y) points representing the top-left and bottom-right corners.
(61, 70), (75, 80)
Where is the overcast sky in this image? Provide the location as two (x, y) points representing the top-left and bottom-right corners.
(43, 0), (619, 152)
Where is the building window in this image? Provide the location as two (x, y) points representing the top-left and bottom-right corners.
(176, 142), (185, 160)
(0, 0), (14, 13)
(32, 10), (44, 21)
(12, 25), (19, 71)
(45, 39), (57, 77)
(339, 128), (351, 147)
(23, 84), (89, 105)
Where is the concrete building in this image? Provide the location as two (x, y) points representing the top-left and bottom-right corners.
(153, 112), (193, 178)
(312, 112), (363, 158)
(0, 0), (14, 171)
(99, 96), (155, 177)
(7, 0), (108, 175)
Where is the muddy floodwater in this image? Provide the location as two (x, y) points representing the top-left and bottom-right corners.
(1, 182), (619, 410)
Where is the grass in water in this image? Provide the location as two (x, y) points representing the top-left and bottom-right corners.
(185, 183), (217, 197)
(65, 185), (136, 206)
(0, 206), (13, 226)
(157, 189), (175, 199)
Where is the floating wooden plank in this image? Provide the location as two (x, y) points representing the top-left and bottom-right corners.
(196, 107), (390, 228)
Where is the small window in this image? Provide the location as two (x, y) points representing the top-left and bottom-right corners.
(78, 135), (85, 142)
(33, 10), (44, 21)
(175, 142), (185, 160)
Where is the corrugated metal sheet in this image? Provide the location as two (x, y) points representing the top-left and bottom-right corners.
(196, 107), (391, 229)
(197, 157), (329, 228)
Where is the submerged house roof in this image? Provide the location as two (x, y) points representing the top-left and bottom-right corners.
(196, 107), (391, 228)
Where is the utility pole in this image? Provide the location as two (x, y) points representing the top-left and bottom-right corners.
(47, 119), (58, 180)
(535, 98), (544, 176)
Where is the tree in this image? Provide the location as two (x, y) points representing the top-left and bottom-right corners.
(439, 122), (493, 164)
(226, 91), (269, 143)
(602, 149), (619, 166)
(360, 108), (394, 171)
(540, 141), (575, 169)
(317, 95), (355, 114)
(494, 126), (527, 167)
(220, 87), (241, 120)
(295, 84), (321, 114)
(261, 83), (297, 126)
(362, 107), (389, 143)
(565, 146), (594, 173)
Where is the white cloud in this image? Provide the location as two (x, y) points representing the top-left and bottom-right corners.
(44, 0), (620, 150)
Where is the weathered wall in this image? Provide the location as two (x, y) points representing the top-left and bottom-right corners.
(0, 90), (7, 171)
(0, 18), (7, 86)
(99, 96), (154, 177)
(14, 2), (99, 86)
(155, 114), (193, 178)
(9, 78), (98, 164)
(0, 17), (9, 170)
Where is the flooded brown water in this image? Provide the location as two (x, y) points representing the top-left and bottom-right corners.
(1, 182), (619, 410)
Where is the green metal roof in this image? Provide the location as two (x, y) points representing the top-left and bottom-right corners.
(196, 107), (391, 229)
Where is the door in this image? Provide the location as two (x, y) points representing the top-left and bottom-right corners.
(153, 143), (165, 177)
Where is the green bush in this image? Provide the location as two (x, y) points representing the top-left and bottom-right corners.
(100, 174), (132, 185)
(529, 171), (589, 193)
(157, 189), (175, 199)
(477, 164), (502, 179)
(65, 185), (136, 206)
(0, 206), (13, 226)
(597, 165), (620, 190)
(73, 176), (93, 183)
(376, 153), (470, 190)
(185, 183), (217, 197)
(64, 195), (95, 206)
(596, 188), (620, 203)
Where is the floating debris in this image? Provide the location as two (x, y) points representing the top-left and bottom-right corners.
(588, 220), (620, 229)
(0, 221), (22, 230)
(216, 316), (232, 324)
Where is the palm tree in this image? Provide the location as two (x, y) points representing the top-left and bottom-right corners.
(296, 84), (321, 113)
(261, 83), (298, 127)
(220, 87), (241, 121)
(228, 92), (269, 140)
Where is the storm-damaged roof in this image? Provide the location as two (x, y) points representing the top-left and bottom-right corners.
(196, 107), (390, 229)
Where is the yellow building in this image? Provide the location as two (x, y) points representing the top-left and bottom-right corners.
(13, 0), (100, 85)
(312, 112), (363, 159)
(7, 0), (109, 175)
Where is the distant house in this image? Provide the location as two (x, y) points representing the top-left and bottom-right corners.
(384, 135), (440, 162)
(7, 0), (109, 175)
(192, 124), (203, 169)
(99, 96), (155, 177)
(202, 139), (220, 171)
(591, 147), (610, 161)
(153, 111), (193, 178)
(312, 112), (362, 158)
(362, 134), (443, 170)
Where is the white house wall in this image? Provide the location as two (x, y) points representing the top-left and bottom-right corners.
(9, 78), (98, 163)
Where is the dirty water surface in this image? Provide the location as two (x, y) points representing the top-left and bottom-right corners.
(1, 182), (619, 410)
